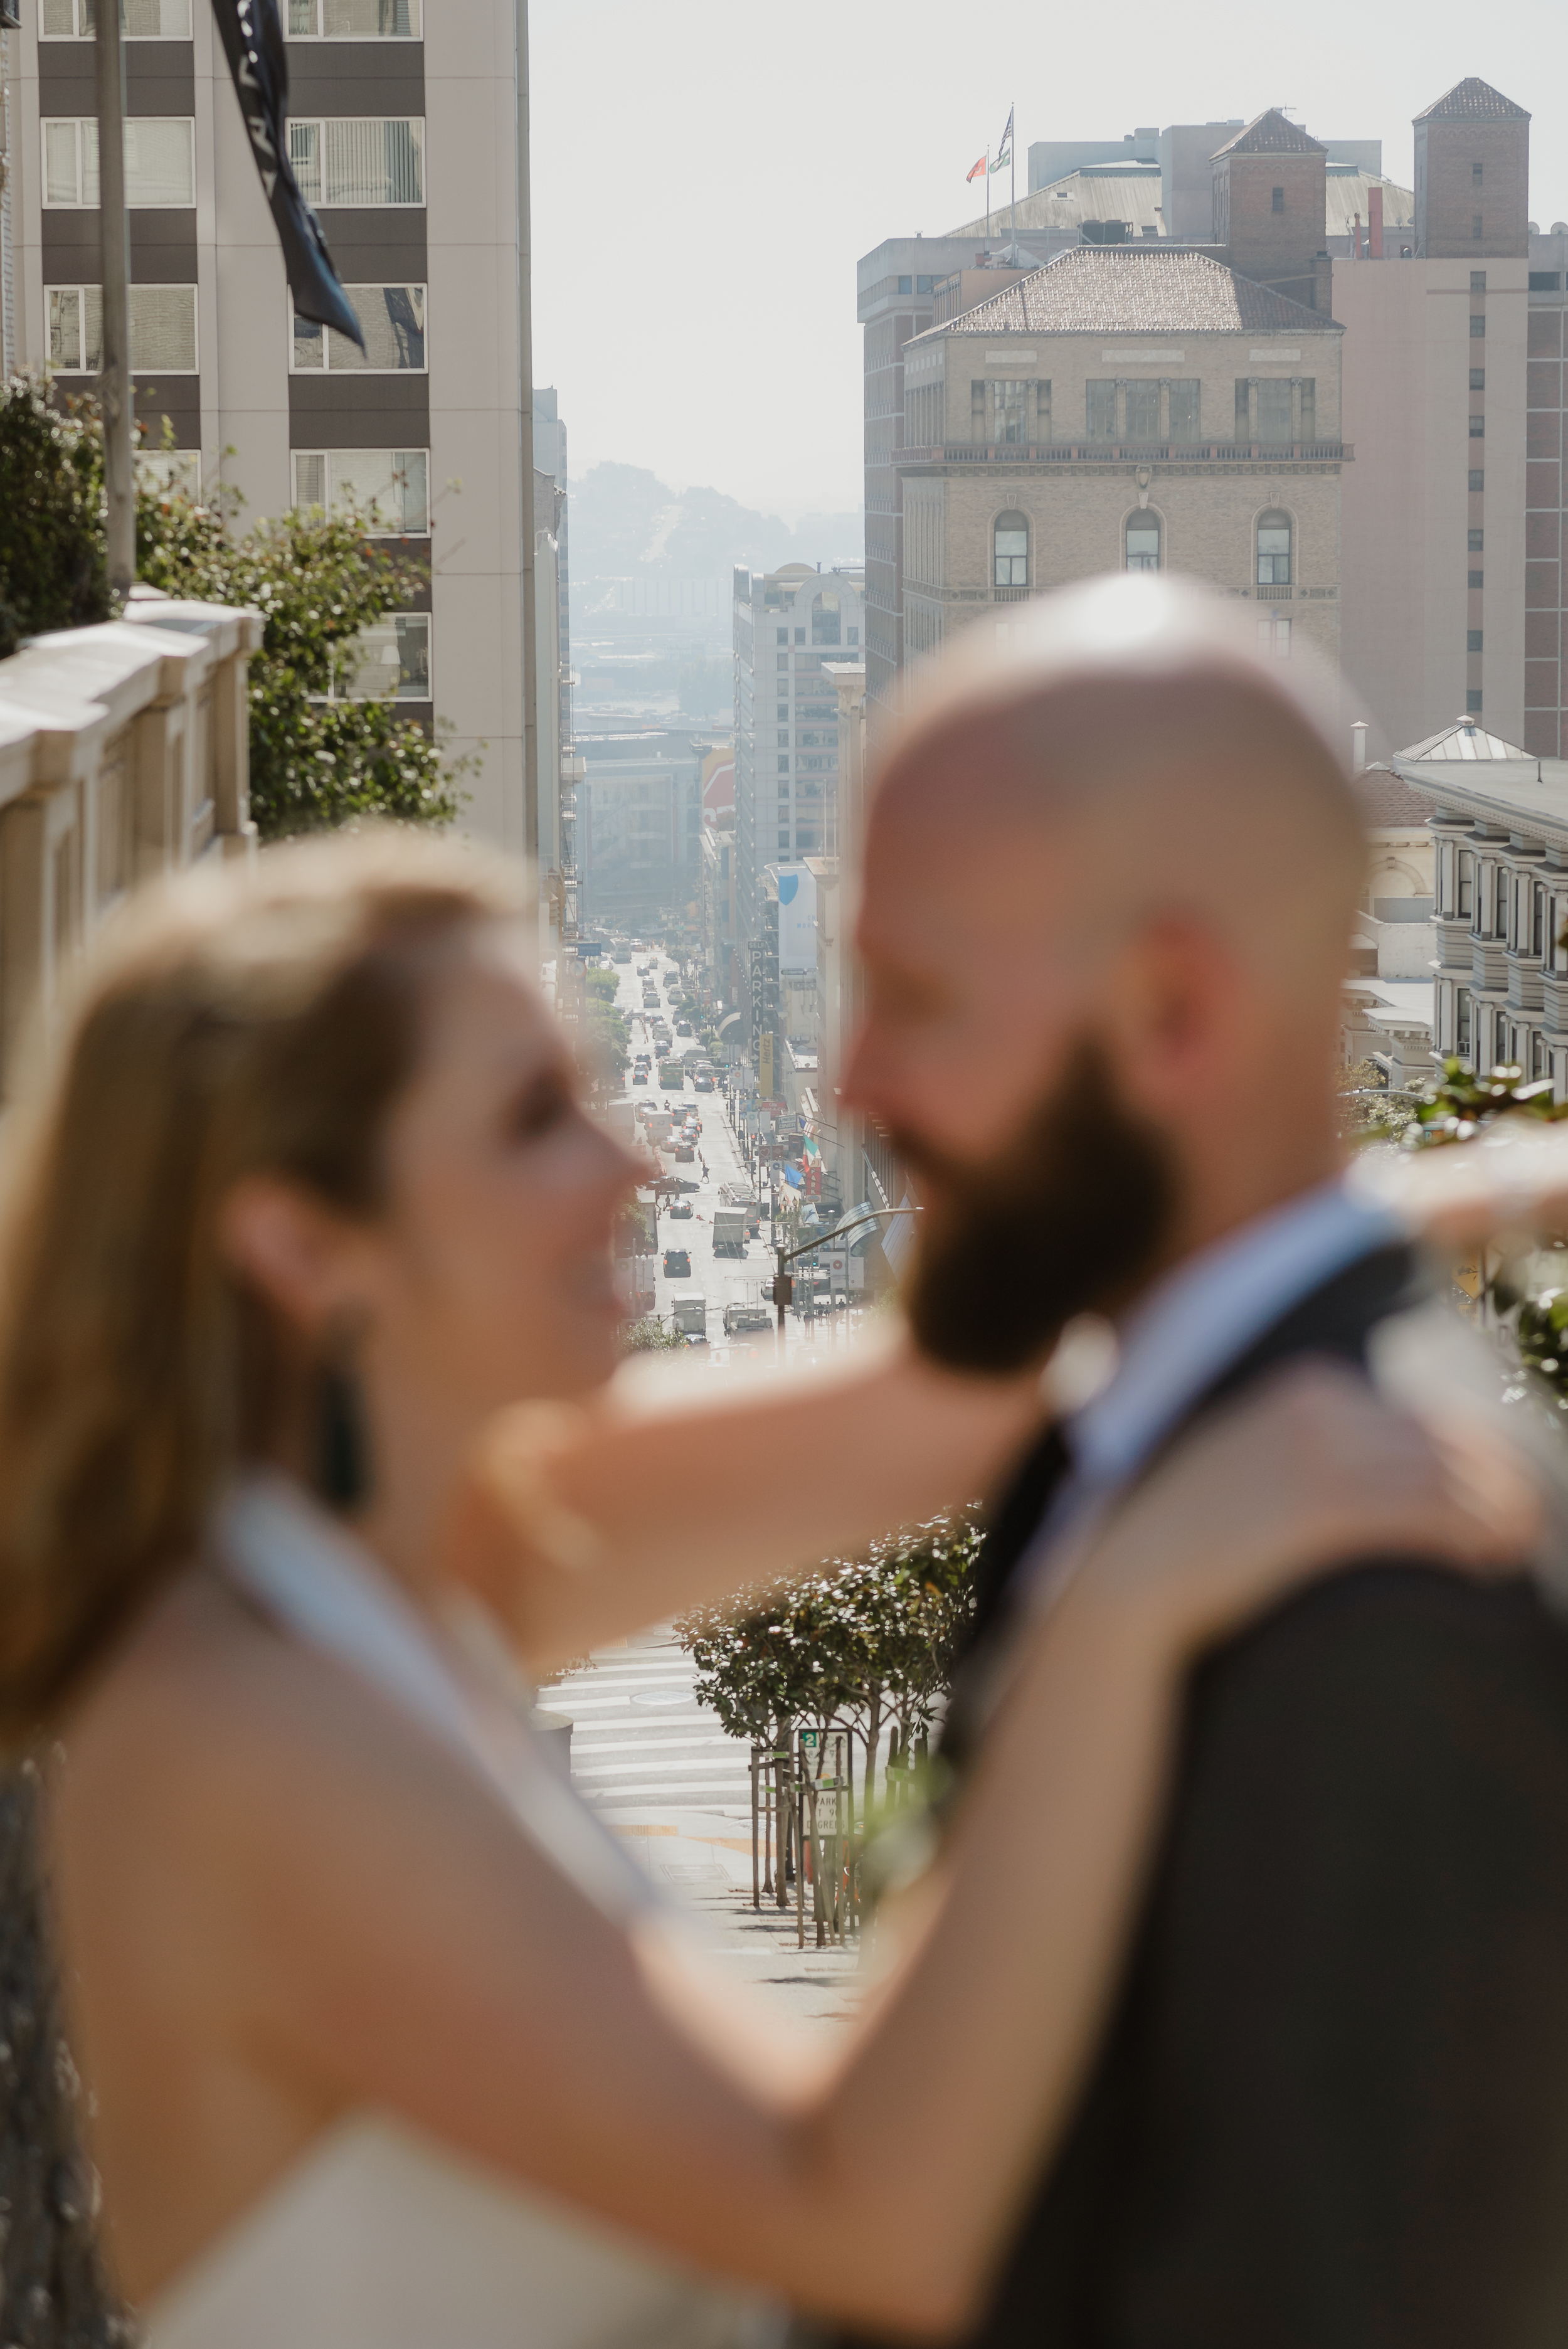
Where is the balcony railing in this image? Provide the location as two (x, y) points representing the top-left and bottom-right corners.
(897, 439), (1352, 468)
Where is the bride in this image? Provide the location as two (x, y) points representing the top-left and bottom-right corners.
(4, 835), (1531, 2347)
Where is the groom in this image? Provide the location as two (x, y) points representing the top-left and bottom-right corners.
(841, 578), (1568, 2347)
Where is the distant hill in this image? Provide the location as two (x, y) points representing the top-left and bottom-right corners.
(571, 462), (861, 583)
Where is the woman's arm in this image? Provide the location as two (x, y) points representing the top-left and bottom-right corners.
(444, 1336), (1047, 1674)
(146, 1365), (1533, 2336)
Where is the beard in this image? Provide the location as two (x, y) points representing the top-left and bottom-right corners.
(894, 1036), (1179, 1374)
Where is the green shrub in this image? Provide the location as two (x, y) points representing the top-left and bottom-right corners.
(0, 379), (109, 656)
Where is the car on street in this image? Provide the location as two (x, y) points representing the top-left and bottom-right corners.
(693, 1073), (713, 1092)
(674, 1144), (696, 1162)
(667, 1199), (692, 1219)
(675, 1021), (692, 1037)
(632, 1069), (647, 1084)
(612, 948), (630, 963)
(662, 1249), (691, 1278)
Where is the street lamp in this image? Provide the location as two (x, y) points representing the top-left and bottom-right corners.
(768, 1205), (920, 1354)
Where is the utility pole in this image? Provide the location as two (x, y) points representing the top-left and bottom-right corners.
(769, 1205), (920, 1354)
(95, 0), (134, 601)
(516, 0), (539, 867)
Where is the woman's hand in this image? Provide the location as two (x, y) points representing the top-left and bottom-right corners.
(1064, 1360), (1541, 1664)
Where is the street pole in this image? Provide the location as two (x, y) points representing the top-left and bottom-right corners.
(95, 0), (134, 602)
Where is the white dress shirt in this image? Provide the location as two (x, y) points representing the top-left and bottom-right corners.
(1020, 1178), (1403, 1603)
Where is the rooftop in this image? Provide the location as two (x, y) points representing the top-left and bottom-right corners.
(1412, 77), (1528, 124)
(1212, 109), (1327, 159)
(915, 246), (1340, 341)
(1355, 765), (1432, 825)
(948, 167), (1164, 243)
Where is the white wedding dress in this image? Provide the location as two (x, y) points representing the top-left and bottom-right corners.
(142, 1476), (783, 2349)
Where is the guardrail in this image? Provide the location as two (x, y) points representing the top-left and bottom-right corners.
(0, 594), (263, 1091)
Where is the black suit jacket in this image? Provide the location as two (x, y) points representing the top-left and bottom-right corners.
(876, 1243), (1568, 2348)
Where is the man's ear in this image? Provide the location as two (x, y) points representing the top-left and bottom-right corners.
(1103, 915), (1241, 1116)
(216, 1175), (361, 1339)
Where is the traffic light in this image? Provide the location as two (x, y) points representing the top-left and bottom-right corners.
(770, 1273), (794, 1307)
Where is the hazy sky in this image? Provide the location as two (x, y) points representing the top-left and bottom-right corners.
(531, 0), (1566, 525)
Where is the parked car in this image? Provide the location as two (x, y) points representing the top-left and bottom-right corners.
(662, 1249), (691, 1278)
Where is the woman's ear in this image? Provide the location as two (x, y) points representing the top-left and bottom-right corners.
(216, 1176), (363, 1339)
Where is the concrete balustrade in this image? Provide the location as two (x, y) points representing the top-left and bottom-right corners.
(0, 596), (263, 1088)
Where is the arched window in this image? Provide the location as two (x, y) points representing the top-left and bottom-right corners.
(1125, 515), (1160, 571)
(993, 512), (1028, 589)
(811, 592), (841, 647)
(1256, 510), (1292, 586)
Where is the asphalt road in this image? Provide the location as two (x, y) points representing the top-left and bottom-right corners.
(613, 950), (861, 1367)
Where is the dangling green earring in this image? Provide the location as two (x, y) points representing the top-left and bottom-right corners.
(314, 1340), (371, 1512)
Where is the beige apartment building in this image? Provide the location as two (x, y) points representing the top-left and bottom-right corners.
(899, 235), (1345, 666)
(3, 0), (537, 852)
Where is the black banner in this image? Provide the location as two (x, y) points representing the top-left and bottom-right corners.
(209, 0), (364, 347)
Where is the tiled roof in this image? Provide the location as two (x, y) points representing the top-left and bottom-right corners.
(1212, 109), (1326, 159)
(1412, 77), (1528, 124)
(1355, 766), (1432, 824)
(924, 247), (1339, 340)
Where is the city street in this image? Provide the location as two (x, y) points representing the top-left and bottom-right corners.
(608, 948), (864, 1365)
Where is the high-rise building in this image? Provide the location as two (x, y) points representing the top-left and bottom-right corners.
(859, 110), (1401, 734)
(8, 0), (534, 844)
(730, 561), (863, 970)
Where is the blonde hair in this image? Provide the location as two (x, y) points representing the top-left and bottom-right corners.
(0, 830), (527, 1745)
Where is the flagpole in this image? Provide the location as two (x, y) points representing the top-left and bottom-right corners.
(1010, 98), (1015, 245)
(985, 148), (990, 250)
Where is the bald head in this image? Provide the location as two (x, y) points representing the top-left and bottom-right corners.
(868, 575), (1366, 997)
(845, 577), (1368, 1317)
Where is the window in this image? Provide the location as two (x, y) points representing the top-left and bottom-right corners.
(1470, 368), (1485, 390)
(1534, 884), (1547, 959)
(848, 626), (859, 645)
(1086, 381), (1116, 441)
(48, 283), (197, 371)
(1458, 851), (1474, 920)
(291, 284), (425, 370)
(776, 756), (788, 773)
(332, 612), (429, 700)
(993, 512), (1028, 589)
(1256, 509), (1292, 585)
(1530, 272), (1563, 292)
(1256, 615), (1292, 657)
(1473, 162), (1483, 185)
(1271, 186), (1285, 213)
(1168, 379), (1200, 442)
(776, 731), (789, 748)
(1470, 416), (1485, 438)
(775, 628), (787, 644)
(1125, 516), (1160, 571)
(289, 0), (421, 31)
(288, 119), (424, 206)
(1257, 381), (1293, 445)
(810, 593), (841, 647)
(916, 275), (934, 294)
(1466, 688), (1483, 712)
(990, 380), (1027, 443)
(1468, 629), (1484, 652)
(1470, 528), (1484, 551)
(898, 276), (912, 294)
(776, 652), (788, 671)
(776, 703), (787, 720)
(1468, 469), (1485, 491)
(43, 117), (194, 206)
(293, 448), (428, 533)
(1473, 215), (1483, 239)
(41, 0), (193, 36)
(1469, 569), (1484, 588)
(1456, 987), (1472, 1059)
(1471, 270), (1487, 290)
(794, 628), (805, 645)
(1470, 315), (1486, 337)
(1125, 382), (1158, 441)
(1533, 1031), (1548, 1083)
(1495, 866), (1509, 940)
(138, 447), (199, 496)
